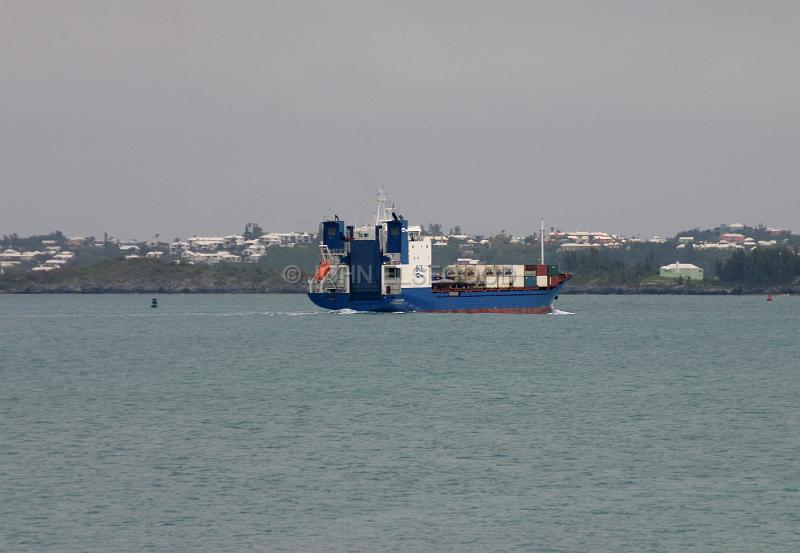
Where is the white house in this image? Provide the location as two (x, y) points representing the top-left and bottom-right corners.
(261, 232), (313, 247)
(660, 262), (704, 281)
(169, 241), (191, 255)
(0, 249), (21, 261)
(181, 251), (241, 264)
(187, 236), (226, 251)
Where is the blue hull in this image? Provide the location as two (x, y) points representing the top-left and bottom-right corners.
(308, 284), (568, 313)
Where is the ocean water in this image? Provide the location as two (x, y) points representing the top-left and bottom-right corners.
(1, 294), (798, 552)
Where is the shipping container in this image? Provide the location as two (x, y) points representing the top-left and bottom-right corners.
(547, 264), (560, 276)
(524, 276), (536, 287)
(463, 265), (479, 281)
(536, 275), (549, 288)
(550, 276), (560, 287)
(536, 264), (547, 276)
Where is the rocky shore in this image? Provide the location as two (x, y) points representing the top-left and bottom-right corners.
(2, 277), (795, 295)
(1, 258), (796, 295)
(0, 259), (308, 294)
(563, 284), (799, 295)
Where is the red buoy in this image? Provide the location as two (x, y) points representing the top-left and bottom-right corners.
(767, 294), (773, 302)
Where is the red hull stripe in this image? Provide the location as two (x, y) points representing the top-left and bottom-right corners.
(419, 307), (552, 314)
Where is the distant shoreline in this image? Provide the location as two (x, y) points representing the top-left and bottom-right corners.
(1, 287), (795, 295)
(563, 288), (797, 296)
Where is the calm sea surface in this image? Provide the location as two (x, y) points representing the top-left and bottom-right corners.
(1, 294), (798, 552)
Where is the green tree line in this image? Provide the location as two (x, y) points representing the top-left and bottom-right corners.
(716, 248), (800, 286)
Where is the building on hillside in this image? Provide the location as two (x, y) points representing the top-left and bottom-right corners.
(146, 239), (170, 250)
(0, 249), (22, 261)
(188, 236), (226, 251)
(21, 251), (45, 261)
(660, 262), (703, 281)
(224, 235), (245, 248)
(720, 233), (746, 244)
(44, 259), (69, 267)
(766, 227), (790, 236)
(243, 244), (267, 262)
(261, 232), (312, 247)
(181, 251), (241, 264)
(558, 242), (598, 252)
(696, 241), (741, 251)
(169, 241), (191, 255)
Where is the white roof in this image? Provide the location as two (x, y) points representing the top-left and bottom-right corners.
(661, 262), (701, 270)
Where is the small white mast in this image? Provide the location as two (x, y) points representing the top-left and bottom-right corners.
(375, 187), (388, 225)
(540, 218), (545, 265)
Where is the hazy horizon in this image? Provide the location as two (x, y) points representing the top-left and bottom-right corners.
(2, 2), (798, 240)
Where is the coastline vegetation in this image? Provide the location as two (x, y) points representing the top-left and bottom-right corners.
(2, 228), (799, 294)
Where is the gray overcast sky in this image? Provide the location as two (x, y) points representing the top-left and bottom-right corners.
(1, 1), (798, 240)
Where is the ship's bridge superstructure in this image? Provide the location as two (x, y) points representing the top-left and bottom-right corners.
(310, 208), (432, 300)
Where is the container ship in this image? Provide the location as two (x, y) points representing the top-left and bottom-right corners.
(307, 191), (573, 313)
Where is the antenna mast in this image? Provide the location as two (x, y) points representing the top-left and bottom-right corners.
(540, 218), (545, 265)
(375, 187), (387, 225)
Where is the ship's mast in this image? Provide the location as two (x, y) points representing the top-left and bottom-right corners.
(540, 218), (545, 265)
(375, 186), (390, 225)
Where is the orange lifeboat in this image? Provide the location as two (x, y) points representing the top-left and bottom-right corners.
(313, 261), (331, 282)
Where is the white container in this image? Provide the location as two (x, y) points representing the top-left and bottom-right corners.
(536, 275), (549, 288)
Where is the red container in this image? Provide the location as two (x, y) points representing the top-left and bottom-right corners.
(536, 264), (547, 275)
(550, 276), (560, 287)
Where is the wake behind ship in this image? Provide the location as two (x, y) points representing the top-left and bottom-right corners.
(307, 193), (573, 313)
